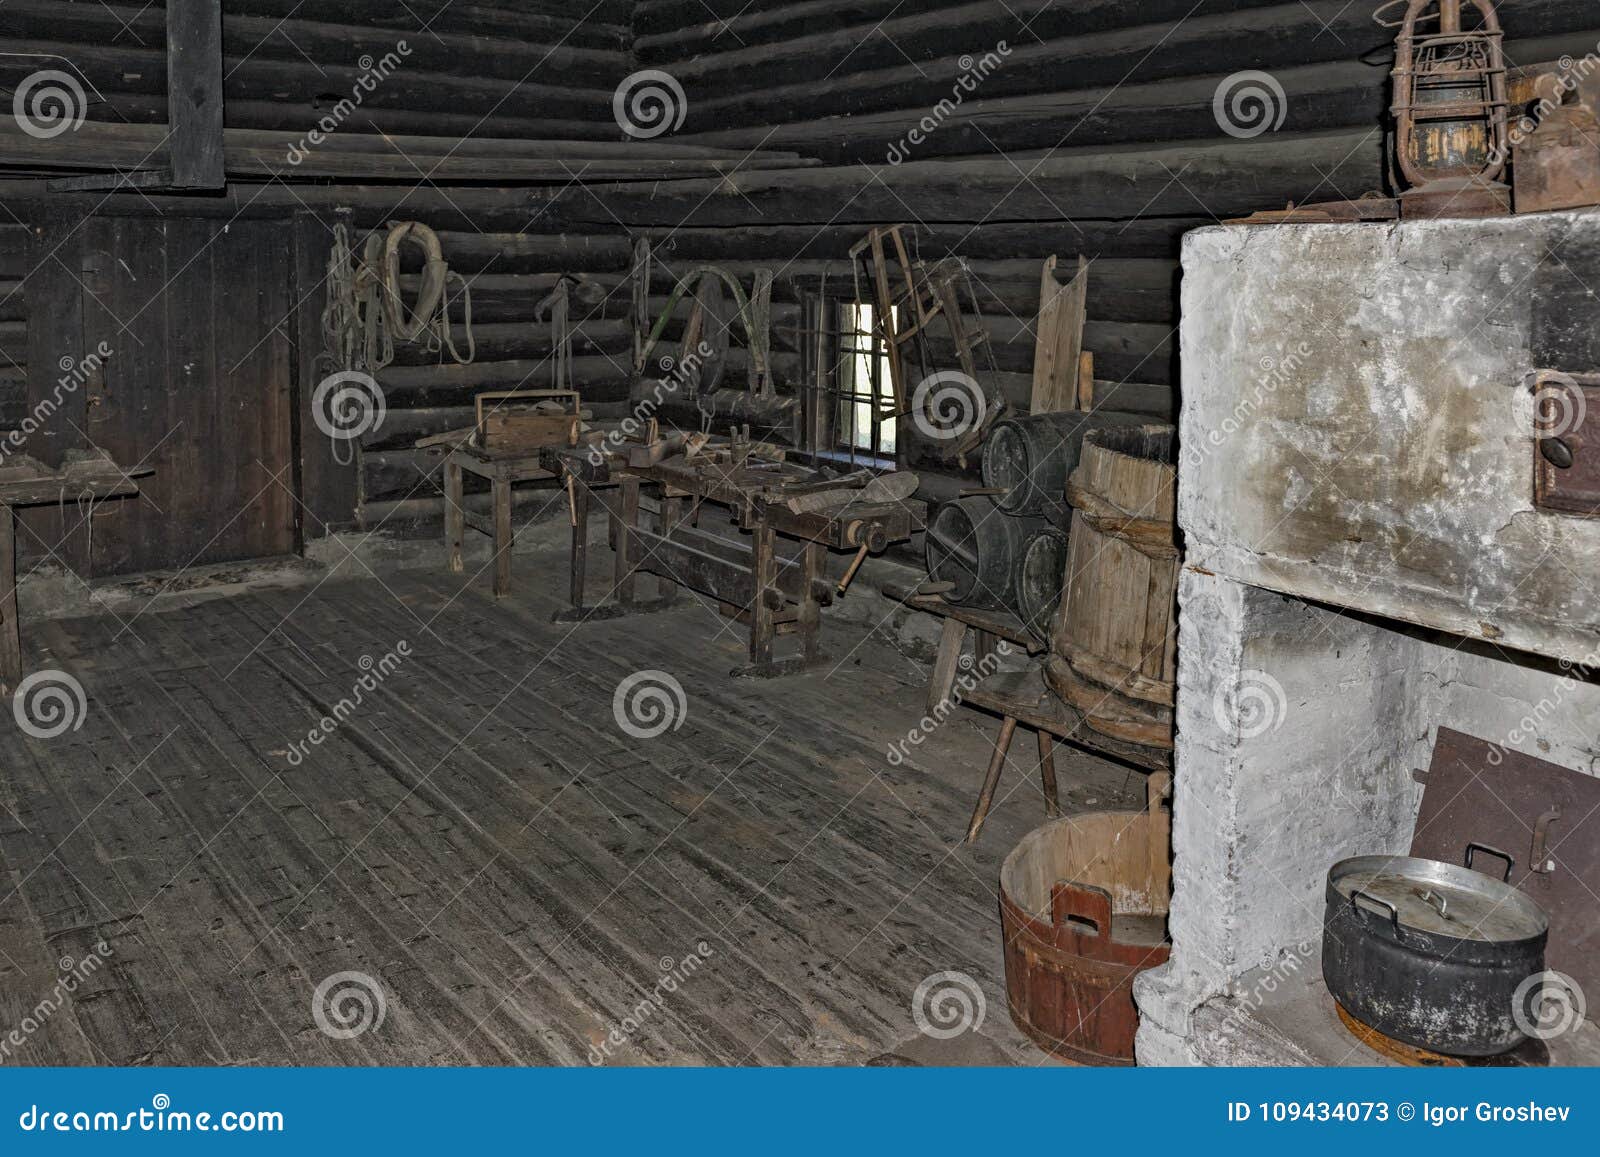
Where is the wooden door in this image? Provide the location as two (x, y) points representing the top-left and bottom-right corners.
(24, 215), (297, 577)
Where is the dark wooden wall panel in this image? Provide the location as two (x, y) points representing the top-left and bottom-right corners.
(0, 223), (27, 432)
(19, 216), (296, 577)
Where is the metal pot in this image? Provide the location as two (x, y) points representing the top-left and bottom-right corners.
(1322, 844), (1549, 1057)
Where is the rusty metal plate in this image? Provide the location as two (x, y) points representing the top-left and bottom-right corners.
(1411, 727), (1600, 998)
(1531, 370), (1600, 517)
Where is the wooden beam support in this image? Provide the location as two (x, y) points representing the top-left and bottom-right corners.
(0, 508), (18, 693)
(166, 0), (225, 188)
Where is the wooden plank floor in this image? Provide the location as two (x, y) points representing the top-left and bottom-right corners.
(0, 550), (1142, 1066)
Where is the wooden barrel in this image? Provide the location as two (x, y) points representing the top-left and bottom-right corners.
(981, 410), (1148, 517)
(1046, 424), (1178, 750)
(1013, 526), (1069, 642)
(1000, 773), (1171, 1065)
(924, 497), (1042, 610)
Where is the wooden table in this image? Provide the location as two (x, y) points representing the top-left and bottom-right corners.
(0, 454), (147, 693)
(548, 445), (926, 678)
(443, 443), (557, 599)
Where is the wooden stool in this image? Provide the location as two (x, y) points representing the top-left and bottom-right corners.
(443, 444), (556, 598)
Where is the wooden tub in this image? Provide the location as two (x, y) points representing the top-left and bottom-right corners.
(999, 772), (1171, 1064)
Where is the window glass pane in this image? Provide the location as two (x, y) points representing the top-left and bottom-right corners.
(834, 302), (900, 458)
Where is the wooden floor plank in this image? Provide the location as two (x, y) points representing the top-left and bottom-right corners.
(249, 587), (919, 1056)
(0, 552), (1140, 1065)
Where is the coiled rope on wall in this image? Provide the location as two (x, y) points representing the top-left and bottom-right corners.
(321, 220), (476, 377)
(319, 220), (476, 467)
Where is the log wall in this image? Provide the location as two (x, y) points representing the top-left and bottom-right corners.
(6, 2), (1600, 529)
(0, 0), (632, 140)
(608, 0), (1600, 429)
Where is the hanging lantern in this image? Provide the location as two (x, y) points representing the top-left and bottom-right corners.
(1386, 0), (1510, 218)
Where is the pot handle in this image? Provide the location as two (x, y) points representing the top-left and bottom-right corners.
(1051, 880), (1113, 939)
(1465, 842), (1515, 882)
(1349, 889), (1401, 937)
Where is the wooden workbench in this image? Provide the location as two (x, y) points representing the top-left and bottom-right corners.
(547, 443), (926, 678)
(0, 453), (148, 693)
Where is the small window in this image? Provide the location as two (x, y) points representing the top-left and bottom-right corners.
(836, 302), (897, 458)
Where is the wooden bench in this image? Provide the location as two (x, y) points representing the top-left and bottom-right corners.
(961, 668), (1172, 843)
(881, 581), (1172, 842)
(880, 580), (1045, 714)
(0, 453), (147, 693)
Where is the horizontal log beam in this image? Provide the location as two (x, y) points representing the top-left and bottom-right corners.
(679, 1), (1593, 129)
(529, 130), (1385, 227)
(0, 2), (630, 89)
(0, 122), (815, 185)
(639, 218), (1201, 262)
(676, 30), (1598, 164)
(0, 37), (614, 122)
(634, 0), (1278, 55)
(232, 0), (629, 49)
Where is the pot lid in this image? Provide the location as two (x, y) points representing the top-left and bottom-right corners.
(1331, 856), (1548, 942)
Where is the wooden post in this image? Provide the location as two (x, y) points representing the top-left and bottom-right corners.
(749, 519), (776, 670)
(492, 476), (512, 599)
(866, 230), (906, 411)
(568, 477), (590, 613)
(444, 458), (465, 574)
(799, 538), (825, 662)
(0, 507), (19, 692)
(1031, 254), (1088, 415)
(615, 478), (640, 607)
(166, 0), (225, 188)
(926, 617), (968, 715)
(657, 494), (683, 604)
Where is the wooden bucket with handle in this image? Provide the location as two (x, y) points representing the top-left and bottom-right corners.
(998, 772), (1172, 1064)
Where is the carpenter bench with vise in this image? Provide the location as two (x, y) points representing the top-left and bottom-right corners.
(546, 436), (926, 678)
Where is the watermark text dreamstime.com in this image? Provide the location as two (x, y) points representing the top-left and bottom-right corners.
(285, 642), (411, 766)
(0, 342), (112, 466)
(1488, 44), (1600, 168)
(887, 642), (1011, 765)
(1482, 643), (1600, 765)
(587, 941), (715, 1064)
(886, 43), (1011, 164)
(591, 342), (715, 466)
(1184, 341), (1312, 468)
(285, 42), (413, 165)
(1, 942), (114, 1061)
(1218, 938), (1316, 1034)
(16, 1095), (283, 1134)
